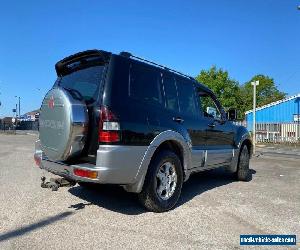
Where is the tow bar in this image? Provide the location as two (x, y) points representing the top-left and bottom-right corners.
(41, 176), (76, 191)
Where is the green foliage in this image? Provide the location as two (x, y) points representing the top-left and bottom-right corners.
(195, 66), (242, 117)
(195, 67), (286, 120)
(240, 75), (286, 112)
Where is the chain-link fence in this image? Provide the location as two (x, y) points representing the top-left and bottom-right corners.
(0, 121), (15, 131)
(16, 121), (39, 130)
(0, 121), (39, 131)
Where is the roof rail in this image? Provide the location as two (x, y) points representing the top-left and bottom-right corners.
(119, 51), (195, 81)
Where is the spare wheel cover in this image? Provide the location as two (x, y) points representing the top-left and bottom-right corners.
(39, 88), (88, 161)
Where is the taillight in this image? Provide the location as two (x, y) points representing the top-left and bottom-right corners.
(99, 131), (120, 142)
(34, 153), (41, 167)
(73, 168), (98, 179)
(99, 106), (120, 143)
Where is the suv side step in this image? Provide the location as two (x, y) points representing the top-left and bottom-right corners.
(41, 176), (76, 191)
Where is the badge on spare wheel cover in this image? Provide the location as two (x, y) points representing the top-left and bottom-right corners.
(48, 96), (55, 109)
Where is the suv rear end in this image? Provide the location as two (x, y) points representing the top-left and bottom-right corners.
(35, 50), (156, 190)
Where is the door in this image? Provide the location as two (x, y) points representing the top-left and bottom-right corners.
(197, 89), (235, 167)
(172, 76), (207, 168)
(127, 61), (163, 144)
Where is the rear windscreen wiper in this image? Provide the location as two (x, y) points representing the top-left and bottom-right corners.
(61, 86), (84, 101)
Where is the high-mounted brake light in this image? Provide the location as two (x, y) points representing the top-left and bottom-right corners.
(99, 106), (120, 143)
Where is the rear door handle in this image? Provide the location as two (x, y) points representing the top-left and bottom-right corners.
(208, 123), (215, 128)
(173, 117), (184, 123)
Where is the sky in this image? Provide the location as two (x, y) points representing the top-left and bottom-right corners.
(0, 0), (300, 117)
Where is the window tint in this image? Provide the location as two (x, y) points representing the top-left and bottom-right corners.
(57, 66), (105, 102)
(176, 79), (197, 117)
(129, 63), (162, 105)
(163, 75), (179, 112)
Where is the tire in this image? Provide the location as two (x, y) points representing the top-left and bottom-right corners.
(138, 150), (183, 213)
(236, 145), (251, 181)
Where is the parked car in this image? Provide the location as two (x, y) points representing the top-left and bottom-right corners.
(34, 50), (252, 212)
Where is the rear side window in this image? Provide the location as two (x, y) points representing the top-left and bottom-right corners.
(176, 79), (197, 117)
(129, 63), (162, 106)
(57, 65), (105, 102)
(163, 75), (179, 112)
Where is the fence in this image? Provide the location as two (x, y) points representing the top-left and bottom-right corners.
(16, 121), (39, 130)
(0, 121), (39, 131)
(233, 121), (300, 144)
(255, 122), (299, 144)
(0, 121), (15, 131)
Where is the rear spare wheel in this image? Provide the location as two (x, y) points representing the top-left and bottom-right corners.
(39, 87), (88, 161)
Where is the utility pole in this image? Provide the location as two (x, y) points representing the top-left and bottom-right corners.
(18, 97), (21, 117)
(251, 80), (259, 155)
(14, 96), (21, 117)
(297, 97), (300, 141)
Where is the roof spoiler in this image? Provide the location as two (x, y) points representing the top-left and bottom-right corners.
(55, 50), (111, 76)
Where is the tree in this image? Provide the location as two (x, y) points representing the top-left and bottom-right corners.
(196, 67), (286, 120)
(195, 65), (242, 110)
(240, 75), (286, 113)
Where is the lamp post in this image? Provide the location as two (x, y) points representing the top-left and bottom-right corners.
(14, 96), (21, 117)
(296, 97), (300, 141)
(251, 80), (259, 155)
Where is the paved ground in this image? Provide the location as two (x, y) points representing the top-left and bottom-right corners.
(257, 143), (300, 158)
(0, 134), (299, 250)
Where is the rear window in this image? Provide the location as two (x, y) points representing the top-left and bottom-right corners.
(57, 65), (105, 102)
(129, 63), (162, 106)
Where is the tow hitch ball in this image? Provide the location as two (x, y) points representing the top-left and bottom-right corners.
(41, 176), (76, 191)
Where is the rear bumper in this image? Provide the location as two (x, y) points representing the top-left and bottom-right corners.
(34, 140), (147, 185)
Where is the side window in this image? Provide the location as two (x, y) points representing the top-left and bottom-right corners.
(198, 91), (221, 120)
(176, 78), (197, 117)
(129, 63), (162, 106)
(163, 75), (179, 112)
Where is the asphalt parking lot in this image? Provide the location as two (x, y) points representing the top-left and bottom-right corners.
(0, 134), (299, 250)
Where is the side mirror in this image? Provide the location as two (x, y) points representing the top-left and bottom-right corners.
(206, 107), (217, 118)
(227, 108), (237, 121)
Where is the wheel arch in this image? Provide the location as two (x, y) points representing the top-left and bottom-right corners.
(123, 130), (192, 193)
(150, 140), (184, 174)
(227, 131), (253, 174)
